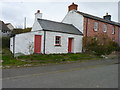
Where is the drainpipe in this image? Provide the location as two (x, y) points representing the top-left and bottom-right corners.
(84, 18), (88, 52)
(43, 30), (46, 54)
(12, 34), (16, 57)
(86, 18), (88, 37)
(118, 27), (120, 47)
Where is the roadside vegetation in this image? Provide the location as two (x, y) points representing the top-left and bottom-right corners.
(2, 48), (101, 67)
(12, 28), (31, 34)
(83, 34), (120, 56)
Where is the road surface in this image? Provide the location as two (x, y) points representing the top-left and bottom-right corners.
(2, 59), (118, 88)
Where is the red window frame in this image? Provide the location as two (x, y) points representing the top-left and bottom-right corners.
(55, 36), (61, 46)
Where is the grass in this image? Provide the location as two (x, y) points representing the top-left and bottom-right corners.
(2, 48), (102, 67)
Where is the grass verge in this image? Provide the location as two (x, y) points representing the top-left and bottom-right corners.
(2, 48), (102, 68)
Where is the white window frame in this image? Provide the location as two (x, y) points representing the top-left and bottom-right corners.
(94, 22), (98, 31)
(103, 24), (107, 32)
(112, 27), (115, 34)
(55, 36), (61, 46)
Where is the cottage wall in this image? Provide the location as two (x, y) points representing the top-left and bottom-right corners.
(45, 31), (83, 54)
(62, 10), (84, 33)
(10, 30), (83, 55)
(31, 20), (42, 31)
(10, 31), (44, 55)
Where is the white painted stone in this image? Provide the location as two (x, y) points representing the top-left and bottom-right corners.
(10, 31), (83, 55)
(45, 31), (83, 54)
(62, 10), (84, 33)
(10, 31), (44, 55)
(6, 23), (14, 31)
(31, 20), (42, 31)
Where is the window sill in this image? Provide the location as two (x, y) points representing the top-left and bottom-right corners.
(55, 44), (61, 46)
(103, 31), (107, 33)
(94, 29), (98, 32)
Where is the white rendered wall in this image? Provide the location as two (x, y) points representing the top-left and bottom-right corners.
(31, 20), (42, 31)
(10, 30), (83, 55)
(7, 24), (14, 31)
(45, 31), (83, 54)
(62, 10), (84, 33)
(10, 31), (44, 55)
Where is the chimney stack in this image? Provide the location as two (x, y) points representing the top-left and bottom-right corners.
(103, 13), (111, 21)
(35, 10), (42, 21)
(68, 2), (78, 11)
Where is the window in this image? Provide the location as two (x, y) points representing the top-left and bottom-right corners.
(103, 24), (107, 32)
(94, 22), (98, 31)
(112, 27), (115, 34)
(55, 36), (61, 46)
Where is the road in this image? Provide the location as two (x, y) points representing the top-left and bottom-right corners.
(2, 59), (118, 88)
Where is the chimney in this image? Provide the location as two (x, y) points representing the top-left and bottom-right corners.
(68, 2), (78, 11)
(103, 13), (111, 21)
(35, 10), (42, 21)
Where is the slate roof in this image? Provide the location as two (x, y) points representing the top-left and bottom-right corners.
(77, 11), (120, 26)
(37, 19), (83, 35)
(0, 21), (10, 31)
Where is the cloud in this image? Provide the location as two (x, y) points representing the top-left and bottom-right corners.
(0, 2), (119, 28)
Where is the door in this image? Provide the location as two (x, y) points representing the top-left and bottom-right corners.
(68, 38), (73, 53)
(34, 35), (42, 53)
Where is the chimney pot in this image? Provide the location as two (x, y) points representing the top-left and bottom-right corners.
(103, 12), (111, 21)
(68, 2), (78, 11)
(37, 10), (40, 13)
(35, 10), (40, 15)
(35, 10), (42, 21)
(106, 12), (108, 15)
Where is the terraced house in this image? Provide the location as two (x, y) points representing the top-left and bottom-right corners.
(62, 3), (120, 46)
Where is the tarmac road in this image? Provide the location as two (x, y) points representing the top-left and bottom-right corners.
(2, 59), (118, 88)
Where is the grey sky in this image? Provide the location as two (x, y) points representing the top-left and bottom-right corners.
(118, 1), (120, 23)
(0, 1), (119, 28)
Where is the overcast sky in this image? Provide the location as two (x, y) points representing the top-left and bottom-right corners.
(0, 1), (119, 28)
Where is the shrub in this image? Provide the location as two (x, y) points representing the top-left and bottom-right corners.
(1, 37), (10, 48)
(83, 34), (120, 55)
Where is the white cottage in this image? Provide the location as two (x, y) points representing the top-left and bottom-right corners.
(10, 10), (83, 56)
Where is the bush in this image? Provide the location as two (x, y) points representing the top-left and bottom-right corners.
(12, 28), (31, 34)
(1, 37), (10, 48)
(83, 34), (120, 56)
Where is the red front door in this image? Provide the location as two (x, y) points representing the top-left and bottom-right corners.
(68, 38), (73, 53)
(34, 35), (42, 53)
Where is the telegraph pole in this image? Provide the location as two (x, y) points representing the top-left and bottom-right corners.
(24, 17), (26, 29)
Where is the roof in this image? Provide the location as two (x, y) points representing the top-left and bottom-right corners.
(5, 23), (11, 25)
(77, 11), (120, 26)
(37, 19), (83, 35)
(0, 21), (11, 31)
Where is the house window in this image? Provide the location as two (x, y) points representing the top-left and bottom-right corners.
(103, 24), (107, 32)
(112, 27), (115, 34)
(94, 22), (98, 31)
(55, 36), (61, 46)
